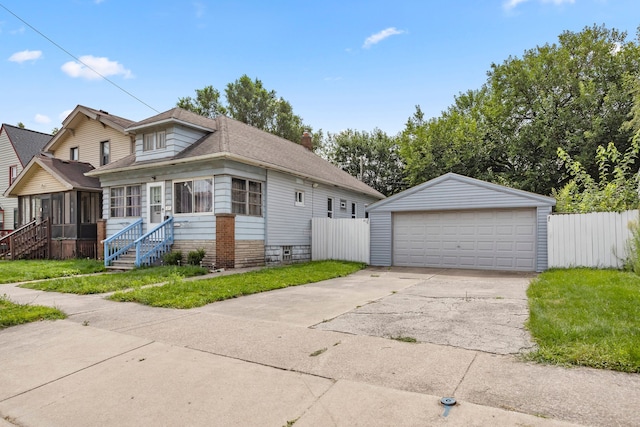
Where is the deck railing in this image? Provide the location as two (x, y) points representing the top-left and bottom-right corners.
(0, 219), (50, 260)
(134, 217), (174, 267)
(104, 218), (143, 267)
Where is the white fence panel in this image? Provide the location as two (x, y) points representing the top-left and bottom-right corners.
(312, 218), (370, 263)
(548, 210), (639, 268)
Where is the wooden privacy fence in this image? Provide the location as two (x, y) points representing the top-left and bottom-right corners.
(547, 210), (639, 269)
(312, 218), (370, 263)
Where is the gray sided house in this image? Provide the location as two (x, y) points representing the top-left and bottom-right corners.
(367, 173), (555, 272)
(88, 108), (384, 268)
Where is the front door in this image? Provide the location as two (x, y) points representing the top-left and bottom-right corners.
(147, 182), (165, 226)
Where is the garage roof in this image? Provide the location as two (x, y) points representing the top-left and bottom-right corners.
(367, 172), (556, 212)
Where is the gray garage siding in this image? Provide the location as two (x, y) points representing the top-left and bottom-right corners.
(367, 173), (556, 271)
(369, 211), (392, 266)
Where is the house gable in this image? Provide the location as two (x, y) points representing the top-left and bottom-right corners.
(49, 113), (132, 165)
(367, 173), (555, 213)
(10, 162), (68, 196)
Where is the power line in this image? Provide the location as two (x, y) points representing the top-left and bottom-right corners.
(0, 3), (160, 114)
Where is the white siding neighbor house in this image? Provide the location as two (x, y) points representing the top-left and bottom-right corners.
(367, 173), (555, 272)
(88, 108), (384, 268)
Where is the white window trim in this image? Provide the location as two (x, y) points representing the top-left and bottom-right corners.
(327, 197), (334, 218)
(143, 131), (167, 152)
(109, 185), (142, 218)
(231, 177), (263, 217)
(295, 190), (305, 207)
(172, 176), (215, 216)
(351, 202), (357, 219)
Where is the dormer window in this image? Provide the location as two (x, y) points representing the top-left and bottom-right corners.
(143, 130), (166, 151)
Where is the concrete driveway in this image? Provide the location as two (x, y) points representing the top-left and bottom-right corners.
(2, 267), (640, 426)
(313, 267), (536, 354)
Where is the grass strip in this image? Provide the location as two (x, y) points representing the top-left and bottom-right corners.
(0, 259), (105, 284)
(0, 295), (66, 329)
(109, 260), (365, 309)
(19, 265), (208, 294)
(526, 268), (640, 373)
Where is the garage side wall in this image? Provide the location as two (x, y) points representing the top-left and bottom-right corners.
(370, 211), (392, 266)
(536, 206), (552, 272)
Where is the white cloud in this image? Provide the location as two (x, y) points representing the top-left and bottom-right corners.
(61, 55), (133, 80)
(34, 114), (51, 124)
(324, 76), (342, 82)
(10, 27), (25, 35)
(504, 0), (574, 10)
(8, 49), (42, 63)
(94, 0), (106, 3)
(504, 0), (529, 9)
(59, 109), (73, 121)
(363, 27), (406, 49)
(194, 2), (205, 18)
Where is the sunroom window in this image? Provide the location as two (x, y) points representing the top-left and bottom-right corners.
(174, 178), (213, 214)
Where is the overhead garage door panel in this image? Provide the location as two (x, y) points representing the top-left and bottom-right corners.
(393, 209), (536, 271)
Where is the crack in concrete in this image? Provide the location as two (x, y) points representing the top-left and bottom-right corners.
(0, 341), (155, 404)
(452, 352), (478, 396)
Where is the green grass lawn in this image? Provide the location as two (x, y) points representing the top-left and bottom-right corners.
(0, 295), (66, 329)
(0, 259), (105, 284)
(20, 265), (208, 294)
(527, 268), (640, 373)
(109, 260), (365, 309)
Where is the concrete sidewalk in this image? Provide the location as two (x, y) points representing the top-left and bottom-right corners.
(1, 268), (639, 426)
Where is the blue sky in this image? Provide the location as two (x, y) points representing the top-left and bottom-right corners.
(1, 0), (639, 137)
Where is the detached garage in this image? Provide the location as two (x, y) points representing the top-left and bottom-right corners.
(367, 173), (556, 272)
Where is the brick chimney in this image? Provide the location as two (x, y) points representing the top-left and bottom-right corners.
(301, 131), (313, 151)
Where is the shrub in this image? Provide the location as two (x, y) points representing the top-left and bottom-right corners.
(624, 220), (640, 275)
(187, 249), (206, 266)
(163, 251), (183, 266)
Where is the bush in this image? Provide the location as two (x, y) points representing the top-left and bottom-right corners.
(187, 249), (206, 266)
(163, 251), (183, 266)
(624, 220), (640, 275)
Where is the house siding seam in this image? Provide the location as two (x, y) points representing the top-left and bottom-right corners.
(369, 211), (392, 266)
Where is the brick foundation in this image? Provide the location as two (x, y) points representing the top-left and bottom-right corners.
(216, 214), (235, 269)
(235, 240), (265, 268)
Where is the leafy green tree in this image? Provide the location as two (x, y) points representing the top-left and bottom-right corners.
(177, 85), (227, 118)
(177, 75), (311, 144)
(486, 24), (639, 194)
(17, 122), (25, 128)
(399, 89), (494, 187)
(398, 25), (640, 195)
(322, 128), (406, 196)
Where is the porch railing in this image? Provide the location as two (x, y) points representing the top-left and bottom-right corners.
(104, 218), (143, 267)
(0, 219), (50, 260)
(134, 217), (174, 267)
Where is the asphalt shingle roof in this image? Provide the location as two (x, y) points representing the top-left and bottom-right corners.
(2, 124), (52, 166)
(37, 155), (101, 190)
(95, 108), (383, 199)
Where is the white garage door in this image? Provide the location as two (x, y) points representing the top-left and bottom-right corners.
(393, 209), (536, 271)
